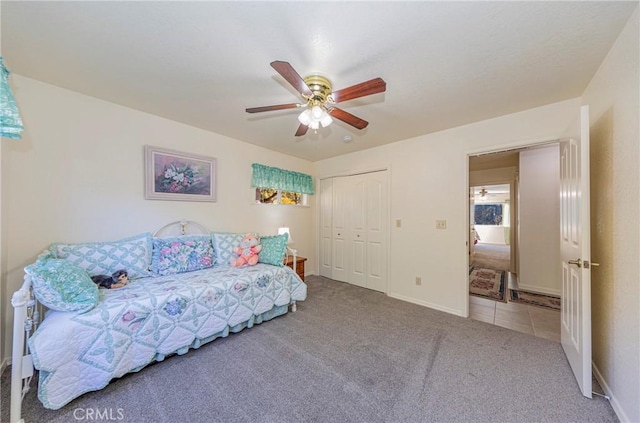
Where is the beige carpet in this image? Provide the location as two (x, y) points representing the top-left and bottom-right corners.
(471, 243), (510, 271)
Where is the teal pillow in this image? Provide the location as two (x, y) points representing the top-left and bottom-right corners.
(258, 233), (288, 266)
(25, 258), (99, 312)
(50, 233), (153, 280)
(211, 232), (245, 266)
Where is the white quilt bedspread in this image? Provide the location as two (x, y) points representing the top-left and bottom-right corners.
(28, 264), (307, 409)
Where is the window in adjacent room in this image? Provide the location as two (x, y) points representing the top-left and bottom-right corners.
(474, 204), (504, 225)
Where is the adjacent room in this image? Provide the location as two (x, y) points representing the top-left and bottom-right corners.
(1, 2), (638, 423)
(468, 147), (563, 342)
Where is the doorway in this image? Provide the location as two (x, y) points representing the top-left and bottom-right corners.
(467, 146), (562, 343)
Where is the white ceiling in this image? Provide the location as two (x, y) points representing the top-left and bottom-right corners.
(2, 1), (636, 162)
(473, 184), (510, 195)
(473, 184), (510, 203)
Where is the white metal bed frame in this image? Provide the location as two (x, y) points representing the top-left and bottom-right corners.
(10, 273), (41, 423)
(10, 220), (297, 423)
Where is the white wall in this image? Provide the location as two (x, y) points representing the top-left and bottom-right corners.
(517, 146), (560, 296)
(315, 97), (581, 316)
(474, 226), (508, 245)
(0, 136), (7, 371)
(1, 75), (316, 360)
(581, 7), (639, 423)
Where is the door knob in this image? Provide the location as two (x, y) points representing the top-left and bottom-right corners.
(584, 260), (600, 269)
(568, 258), (582, 268)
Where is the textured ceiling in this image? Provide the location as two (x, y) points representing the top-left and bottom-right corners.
(2, 1), (636, 161)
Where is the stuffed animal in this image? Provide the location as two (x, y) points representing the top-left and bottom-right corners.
(91, 269), (129, 289)
(230, 233), (262, 267)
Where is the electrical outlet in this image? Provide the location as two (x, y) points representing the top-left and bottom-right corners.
(396, 219), (402, 228)
(415, 277), (422, 286)
(435, 219), (447, 230)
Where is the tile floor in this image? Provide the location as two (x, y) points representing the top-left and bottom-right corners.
(469, 295), (561, 342)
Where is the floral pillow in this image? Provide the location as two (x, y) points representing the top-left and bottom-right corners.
(258, 233), (288, 266)
(151, 235), (214, 276)
(25, 257), (99, 312)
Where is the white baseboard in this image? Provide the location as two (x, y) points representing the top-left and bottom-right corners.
(388, 292), (464, 317)
(516, 282), (561, 297)
(593, 362), (631, 423)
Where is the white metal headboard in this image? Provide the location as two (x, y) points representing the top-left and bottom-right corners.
(152, 220), (209, 237)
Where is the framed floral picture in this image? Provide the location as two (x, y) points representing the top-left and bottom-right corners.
(145, 146), (216, 202)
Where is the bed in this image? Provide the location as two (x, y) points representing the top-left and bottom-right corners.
(10, 221), (307, 422)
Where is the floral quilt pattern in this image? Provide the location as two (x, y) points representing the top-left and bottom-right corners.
(29, 264), (306, 410)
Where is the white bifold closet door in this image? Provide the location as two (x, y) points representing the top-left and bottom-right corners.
(319, 171), (388, 293)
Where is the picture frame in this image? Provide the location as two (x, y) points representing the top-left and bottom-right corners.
(145, 145), (217, 202)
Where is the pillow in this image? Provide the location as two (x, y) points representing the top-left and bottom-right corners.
(50, 233), (153, 280)
(25, 258), (99, 312)
(151, 235), (214, 276)
(211, 232), (245, 266)
(258, 233), (288, 266)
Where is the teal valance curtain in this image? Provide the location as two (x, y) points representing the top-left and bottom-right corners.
(251, 163), (314, 195)
(0, 57), (24, 139)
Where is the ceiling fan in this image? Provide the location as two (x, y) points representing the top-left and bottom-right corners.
(246, 61), (386, 137)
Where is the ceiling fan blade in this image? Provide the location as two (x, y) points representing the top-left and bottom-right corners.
(295, 123), (309, 137)
(270, 61), (313, 97)
(245, 103), (301, 113)
(330, 77), (386, 103)
(327, 107), (369, 130)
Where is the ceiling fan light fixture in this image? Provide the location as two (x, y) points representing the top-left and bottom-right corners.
(311, 105), (324, 120)
(320, 113), (333, 128)
(298, 108), (312, 125)
(299, 105), (333, 129)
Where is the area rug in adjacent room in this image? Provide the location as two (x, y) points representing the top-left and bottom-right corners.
(509, 289), (561, 310)
(469, 267), (506, 302)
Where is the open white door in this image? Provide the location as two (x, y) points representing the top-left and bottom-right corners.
(559, 105), (592, 398)
(469, 187), (475, 262)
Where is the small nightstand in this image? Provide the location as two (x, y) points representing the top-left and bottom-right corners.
(285, 255), (307, 281)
